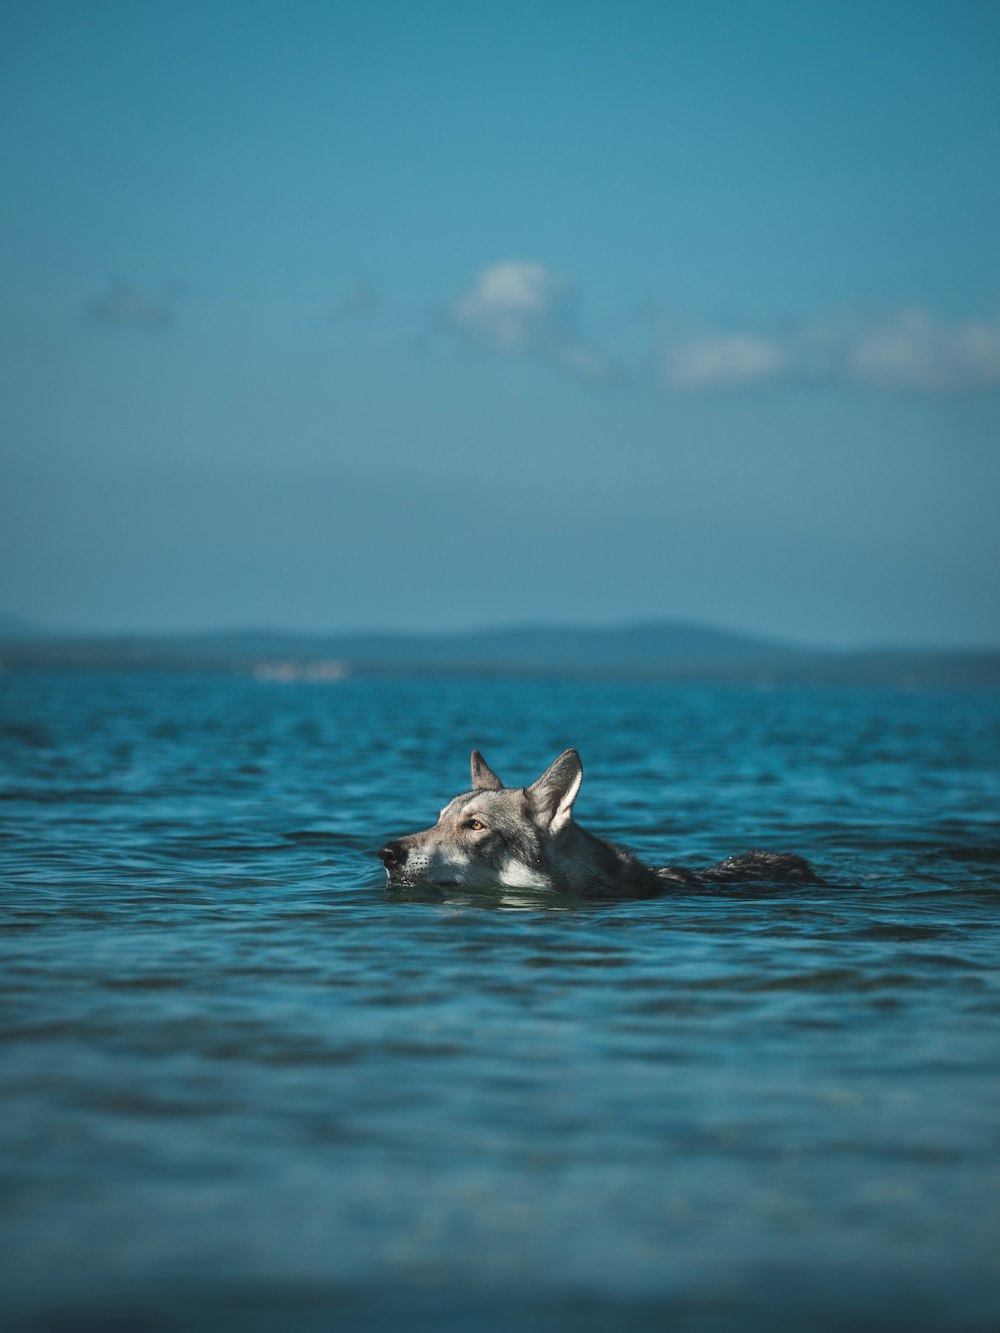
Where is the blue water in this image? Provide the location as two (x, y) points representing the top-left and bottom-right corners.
(2, 671), (999, 1332)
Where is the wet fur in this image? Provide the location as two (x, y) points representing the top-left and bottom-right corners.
(379, 749), (816, 897)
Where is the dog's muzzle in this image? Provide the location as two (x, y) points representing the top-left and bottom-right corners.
(378, 841), (408, 876)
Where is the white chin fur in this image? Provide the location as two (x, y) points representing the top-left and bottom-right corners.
(499, 858), (552, 891)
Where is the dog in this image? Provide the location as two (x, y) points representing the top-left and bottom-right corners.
(378, 749), (815, 895)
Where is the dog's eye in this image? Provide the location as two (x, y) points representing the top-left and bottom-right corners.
(467, 819), (486, 831)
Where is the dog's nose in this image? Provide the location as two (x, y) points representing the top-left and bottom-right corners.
(378, 841), (407, 869)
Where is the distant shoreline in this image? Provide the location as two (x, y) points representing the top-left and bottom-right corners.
(1, 620), (998, 689)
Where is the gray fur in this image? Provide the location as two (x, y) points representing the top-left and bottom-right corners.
(470, 749), (503, 791)
(378, 749), (816, 896)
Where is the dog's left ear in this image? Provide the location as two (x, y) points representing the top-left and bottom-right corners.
(471, 750), (504, 791)
(527, 749), (583, 832)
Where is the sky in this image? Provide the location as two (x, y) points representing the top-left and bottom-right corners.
(1, 0), (999, 648)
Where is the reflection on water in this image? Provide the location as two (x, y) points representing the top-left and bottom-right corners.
(1, 672), (999, 1331)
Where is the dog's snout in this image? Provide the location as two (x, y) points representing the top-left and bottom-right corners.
(379, 840), (407, 870)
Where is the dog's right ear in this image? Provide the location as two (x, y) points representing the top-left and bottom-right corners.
(527, 749), (583, 833)
(471, 749), (504, 791)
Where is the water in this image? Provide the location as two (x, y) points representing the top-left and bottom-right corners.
(2, 671), (999, 1332)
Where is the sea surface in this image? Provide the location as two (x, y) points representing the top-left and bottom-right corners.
(2, 670), (999, 1332)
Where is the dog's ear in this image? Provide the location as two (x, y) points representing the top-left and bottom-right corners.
(527, 749), (582, 832)
(471, 749), (504, 791)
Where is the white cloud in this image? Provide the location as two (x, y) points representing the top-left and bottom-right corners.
(448, 260), (615, 383)
(450, 261), (568, 352)
(663, 308), (1000, 394)
(845, 308), (1000, 392)
(664, 334), (788, 390)
(557, 341), (618, 385)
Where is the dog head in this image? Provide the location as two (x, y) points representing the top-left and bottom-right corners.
(378, 749), (583, 890)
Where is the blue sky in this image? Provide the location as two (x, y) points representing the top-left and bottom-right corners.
(2, 0), (999, 646)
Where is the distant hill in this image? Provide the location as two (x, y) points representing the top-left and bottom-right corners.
(161, 620), (806, 669)
(1, 618), (998, 686)
(0, 619), (802, 672)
